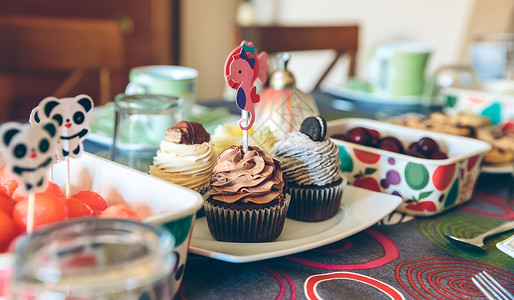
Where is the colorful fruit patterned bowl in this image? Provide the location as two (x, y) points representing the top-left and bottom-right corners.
(327, 118), (492, 216)
(0, 152), (203, 298)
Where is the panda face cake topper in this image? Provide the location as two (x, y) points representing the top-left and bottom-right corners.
(300, 116), (327, 142)
(30, 94), (94, 160)
(0, 121), (58, 194)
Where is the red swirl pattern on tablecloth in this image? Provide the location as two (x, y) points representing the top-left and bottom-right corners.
(286, 228), (398, 270)
(460, 190), (514, 219)
(258, 267), (296, 300)
(396, 257), (514, 300)
(315, 240), (353, 254)
(304, 272), (404, 300)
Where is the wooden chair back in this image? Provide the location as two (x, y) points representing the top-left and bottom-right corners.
(237, 25), (359, 89)
(0, 15), (124, 106)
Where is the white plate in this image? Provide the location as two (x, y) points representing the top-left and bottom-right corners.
(320, 82), (423, 105)
(497, 234), (514, 259)
(189, 185), (402, 263)
(481, 162), (514, 174)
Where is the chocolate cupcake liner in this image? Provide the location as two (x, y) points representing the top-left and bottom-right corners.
(203, 195), (290, 242)
(286, 178), (346, 222)
(194, 187), (211, 218)
(193, 184), (211, 197)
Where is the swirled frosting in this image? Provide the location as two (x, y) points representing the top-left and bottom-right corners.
(211, 146), (285, 204)
(149, 140), (216, 190)
(272, 132), (341, 186)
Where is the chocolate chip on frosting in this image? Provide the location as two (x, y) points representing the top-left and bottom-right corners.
(165, 121), (210, 145)
(300, 116), (327, 142)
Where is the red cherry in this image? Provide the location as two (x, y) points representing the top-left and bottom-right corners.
(417, 137), (439, 155)
(380, 137), (403, 152)
(430, 151), (448, 159)
(377, 140), (400, 153)
(347, 127), (374, 146)
(368, 129), (380, 146)
(378, 137), (404, 153)
(353, 177), (381, 192)
(406, 142), (427, 158)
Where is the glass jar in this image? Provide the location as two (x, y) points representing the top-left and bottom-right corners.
(9, 218), (175, 300)
(111, 93), (181, 171)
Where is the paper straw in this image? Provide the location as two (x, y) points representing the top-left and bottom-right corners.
(242, 111), (249, 152)
(65, 159), (71, 199)
(27, 192), (35, 233)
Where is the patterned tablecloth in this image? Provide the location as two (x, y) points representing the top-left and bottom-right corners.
(178, 172), (513, 299)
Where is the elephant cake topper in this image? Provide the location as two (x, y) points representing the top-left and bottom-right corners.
(224, 41), (268, 152)
(0, 121), (59, 233)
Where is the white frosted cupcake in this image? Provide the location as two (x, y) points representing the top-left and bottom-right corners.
(273, 116), (345, 222)
(149, 121), (216, 195)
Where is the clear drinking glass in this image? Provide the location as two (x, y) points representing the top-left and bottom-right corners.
(9, 218), (175, 300)
(111, 93), (181, 171)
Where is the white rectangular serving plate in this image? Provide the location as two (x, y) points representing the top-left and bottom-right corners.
(188, 185), (402, 263)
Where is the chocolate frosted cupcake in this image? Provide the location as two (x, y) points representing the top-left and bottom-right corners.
(149, 121), (216, 195)
(204, 145), (289, 242)
(273, 116), (345, 222)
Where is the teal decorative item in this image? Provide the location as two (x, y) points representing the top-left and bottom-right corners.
(445, 95), (457, 108)
(164, 215), (194, 247)
(338, 146), (354, 173)
(480, 102), (502, 125)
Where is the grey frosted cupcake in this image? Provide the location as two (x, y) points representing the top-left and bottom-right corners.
(272, 116), (345, 222)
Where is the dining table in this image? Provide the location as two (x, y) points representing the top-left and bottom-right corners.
(84, 90), (514, 300)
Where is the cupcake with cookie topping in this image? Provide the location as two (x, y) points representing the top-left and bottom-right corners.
(149, 121), (216, 195)
(272, 116), (345, 222)
(204, 145), (289, 242)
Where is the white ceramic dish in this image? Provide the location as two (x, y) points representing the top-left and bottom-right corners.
(481, 162), (514, 174)
(189, 185), (402, 263)
(497, 234), (514, 259)
(320, 82), (422, 105)
(441, 82), (514, 126)
(327, 118), (492, 216)
(0, 152), (203, 296)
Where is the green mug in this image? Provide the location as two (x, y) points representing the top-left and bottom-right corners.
(389, 47), (431, 96)
(369, 42), (431, 96)
(126, 65), (198, 119)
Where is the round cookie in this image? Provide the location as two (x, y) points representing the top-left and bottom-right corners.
(300, 116), (327, 141)
(484, 147), (514, 164)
